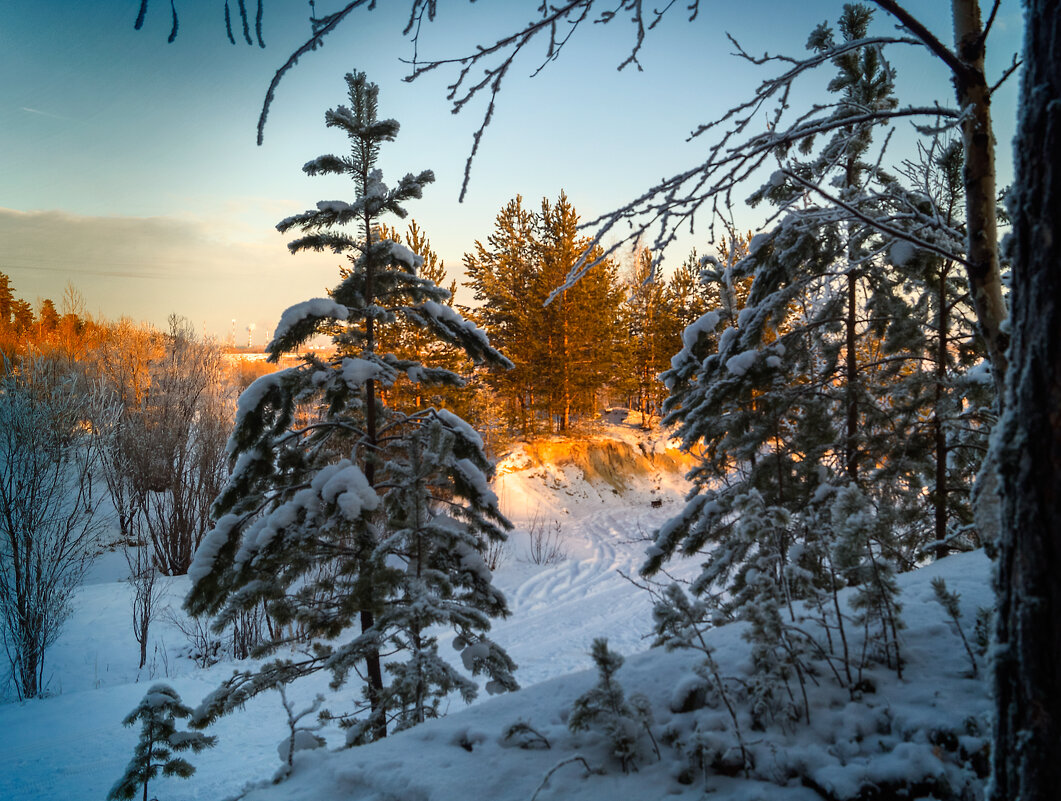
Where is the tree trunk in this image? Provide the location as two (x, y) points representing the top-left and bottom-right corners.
(361, 204), (386, 742)
(845, 271), (859, 482)
(951, 0), (1009, 395)
(933, 264), (950, 559)
(872, 0), (1009, 390)
(991, 3), (1061, 797)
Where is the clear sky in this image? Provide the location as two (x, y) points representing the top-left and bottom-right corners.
(0, 1), (1024, 345)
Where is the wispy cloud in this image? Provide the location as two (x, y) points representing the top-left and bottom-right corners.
(20, 106), (68, 121)
(0, 207), (335, 334)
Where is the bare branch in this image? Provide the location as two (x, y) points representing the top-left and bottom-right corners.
(868, 0), (969, 80)
(988, 54), (1022, 97)
(257, 0), (375, 146)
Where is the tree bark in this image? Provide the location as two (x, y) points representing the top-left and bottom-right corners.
(950, 0), (1009, 395)
(871, 0), (1009, 390)
(934, 264), (950, 559)
(992, 2), (1061, 797)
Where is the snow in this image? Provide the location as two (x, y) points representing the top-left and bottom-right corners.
(681, 310), (720, 351)
(454, 457), (499, 509)
(436, 407), (485, 451)
(269, 298), (349, 348)
(0, 430), (995, 801)
(187, 513), (239, 585)
(748, 231), (771, 256)
(385, 239), (423, 270)
(315, 200), (353, 214)
(234, 368), (298, 432)
(419, 300), (496, 354)
(317, 459), (379, 519)
(725, 349), (757, 376)
(890, 239), (917, 267)
(340, 357), (381, 387)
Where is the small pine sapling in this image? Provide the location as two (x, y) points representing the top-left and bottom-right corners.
(930, 577), (979, 677)
(109, 684), (216, 801)
(568, 638), (658, 772)
(650, 582), (750, 774)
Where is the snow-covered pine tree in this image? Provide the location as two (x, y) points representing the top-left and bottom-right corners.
(184, 71), (517, 744)
(568, 638), (656, 773)
(108, 683), (216, 801)
(879, 139), (993, 557)
(464, 192), (625, 434)
(646, 4), (931, 703)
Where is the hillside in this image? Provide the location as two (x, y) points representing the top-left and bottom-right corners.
(0, 428), (992, 801)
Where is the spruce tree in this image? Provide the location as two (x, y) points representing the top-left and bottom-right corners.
(185, 71), (517, 744)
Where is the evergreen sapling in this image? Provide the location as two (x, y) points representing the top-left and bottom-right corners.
(184, 71), (517, 745)
(109, 683), (216, 801)
(568, 638), (658, 773)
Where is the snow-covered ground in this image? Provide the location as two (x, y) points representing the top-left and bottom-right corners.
(0, 425), (993, 801)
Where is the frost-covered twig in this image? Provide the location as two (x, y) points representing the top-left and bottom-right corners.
(529, 755), (598, 801)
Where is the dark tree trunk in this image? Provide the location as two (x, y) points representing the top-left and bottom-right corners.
(361, 204), (386, 742)
(992, 3), (1061, 797)
(934, 264), (950, 559)
(845, 271), (859, 482)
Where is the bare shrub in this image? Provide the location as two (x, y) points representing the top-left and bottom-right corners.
(482, 535), (509, 571)
(0, 356), (110, 699)
(526, 512), (567, 566)
(107, 316), (232, 576)
(163, 608), (222, 669)
(231, 603), (269, 661)
(125, 542), (161, 671)
(92, 318), (161, 539)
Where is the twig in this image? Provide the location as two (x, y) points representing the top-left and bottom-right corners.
(529, 756), (598, 801)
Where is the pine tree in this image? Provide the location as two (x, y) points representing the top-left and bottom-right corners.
(568, 638), (656, 773)
(0, 272), (12, 333)
(375, 220), (467, 414)
(622, 247), (673, 426)
(881, 140), (991, 557)
(465, 192), (625, 434)
(108, 684), (216, 801)
(536, 193), (625, 431)
(647, 5), (932, 695)
(463, 196), (541, 436)
(184, 71), (517, 744)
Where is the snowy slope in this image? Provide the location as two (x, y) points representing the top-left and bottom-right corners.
(0, 432), (993, 801)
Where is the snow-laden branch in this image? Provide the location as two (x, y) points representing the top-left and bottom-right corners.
(779, 168), (970, 268)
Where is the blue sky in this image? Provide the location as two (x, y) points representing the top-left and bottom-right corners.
(0, 1), (1024, 343)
